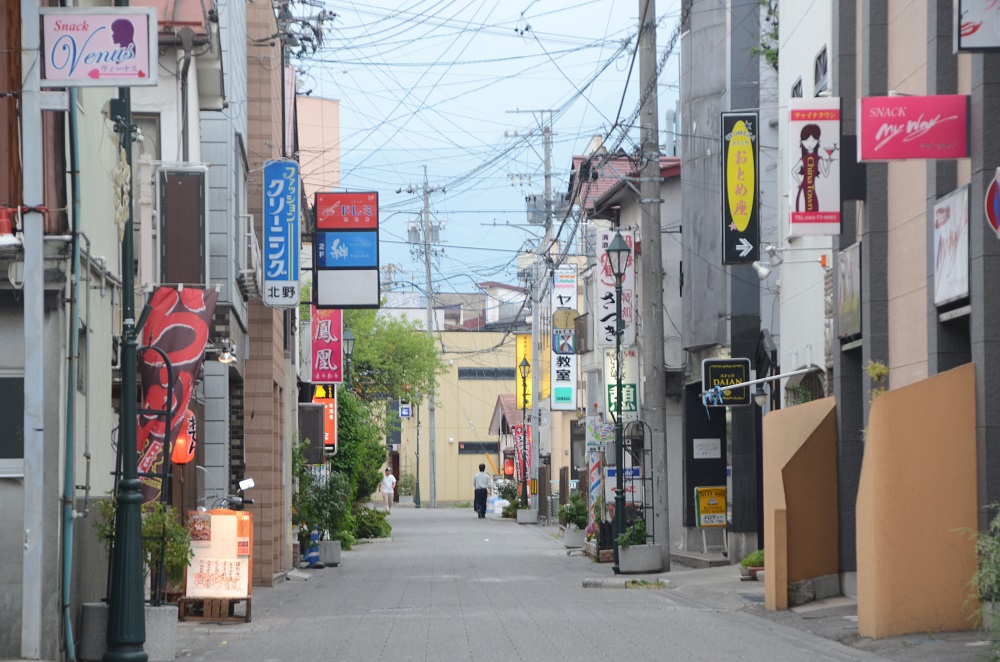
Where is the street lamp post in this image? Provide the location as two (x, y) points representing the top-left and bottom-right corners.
(605, 230), (631, 574)
(518, 357), (530, 508)
(342, 327), (355, 387)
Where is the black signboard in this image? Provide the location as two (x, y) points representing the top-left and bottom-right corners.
(701, 358), (751, 407)
(721, 112), (760, 264)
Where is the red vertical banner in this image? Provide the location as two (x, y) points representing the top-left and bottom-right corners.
(311, 307), (342, 383)
(312, 385), (337, 453)
(137, 287), (218, 503)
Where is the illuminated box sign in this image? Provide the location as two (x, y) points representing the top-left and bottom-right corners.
(857, 95), (968, 162)
(788, 98), (842, 236)
(721, 112), (760, 264)
(701, 358), (751, 407)
(316, 192), (379, 229)
(313, 192), (380, 309)
(40, 7), (158, 87)
(263, 159), (301, 308)
(316, 231), (378, 268)
(311, 307), (342, 384)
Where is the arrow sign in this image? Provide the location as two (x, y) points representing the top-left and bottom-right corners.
(737, 237), (753, 257)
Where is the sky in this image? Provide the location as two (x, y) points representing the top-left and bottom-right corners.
(290, 0), (683, 294)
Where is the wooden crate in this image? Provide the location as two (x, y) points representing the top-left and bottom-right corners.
(177, 597), (251, 623)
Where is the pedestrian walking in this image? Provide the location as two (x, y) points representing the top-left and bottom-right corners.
(380, 468), (396, 513)
(473, 463), (492, 518)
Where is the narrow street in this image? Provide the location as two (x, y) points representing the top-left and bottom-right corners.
(176, 508), (883, 662)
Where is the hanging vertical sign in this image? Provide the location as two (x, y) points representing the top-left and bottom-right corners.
(311, 307), (342, 384)
(595, 229), (635, 347)
(314, 192), (380, 308)
(313, 384), (338, 454)
(604, 346), (639, 423)
(721, 112), (760, 263)
(789, 98), (842, 236)
(550, 266), (577, 411)
(263, 159), (301, 308)
(933, 185), (970, 306)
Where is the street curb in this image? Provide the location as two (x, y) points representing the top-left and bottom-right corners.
(582, 577), (671, 589)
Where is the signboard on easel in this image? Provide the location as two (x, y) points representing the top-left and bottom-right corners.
(185, 510), (253, 599)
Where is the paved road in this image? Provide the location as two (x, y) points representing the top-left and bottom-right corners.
(176, 507), (886, 662)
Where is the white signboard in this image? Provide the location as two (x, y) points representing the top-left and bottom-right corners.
(604, 347), (639, 423)
(933, 185), (970, 306)
(693, 438), (722, 460)
(595, 229), (635, 347)
(788, 98), (842, 236)
(185, 512), (251, 599)
(955, 0), (1000, 51)
(550, 266), (578, 411)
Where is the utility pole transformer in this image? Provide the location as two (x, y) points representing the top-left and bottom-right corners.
(638, 0), (671, 570)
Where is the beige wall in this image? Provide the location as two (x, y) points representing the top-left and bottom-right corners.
(398, 331), (515, 504)
(856, 363), (978, 638)
(297, 96), (340, 200)
(764, 397), (839, 611)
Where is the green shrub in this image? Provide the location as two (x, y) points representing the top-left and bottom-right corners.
(495, 479), (518, 503)
(741, 549), (765, 567)
(398, 472), (415, 496)
(615, 517), (647, 548)
(354, 506), (391, 539)
(558, 491), (588, 530)
(454, 501), (472, 508)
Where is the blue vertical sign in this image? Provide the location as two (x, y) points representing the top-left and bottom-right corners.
(263, 159), (300, 308)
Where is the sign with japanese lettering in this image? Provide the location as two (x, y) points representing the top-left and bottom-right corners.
(263, 159), (301, 308)
(40, 7), (158, 87)
(955, 0), (1000, 52)
(315, 192), (379, 229)
(789, 98), (842, 236)
(313, 384), (338, 453)
(184, 511), (252, 599)
(694, 486), (727, 527)
(316, 231), (378, 268)
(604, 347), (639, 423)
(933, 185), (970, 306)
(721, 112), (760, 264)
(512, 424), (532, 485)
(550, 266), (577, 411)
(311, 307), (342, 384)
(701, 358), (751, 407)
(314, 192), (380, 309)
(858, 95), (968, 161)
(595, 229), (635, 347)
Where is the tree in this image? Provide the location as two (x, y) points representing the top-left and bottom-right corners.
(331, 387), (387, 502)
(344, 308), (445, 404)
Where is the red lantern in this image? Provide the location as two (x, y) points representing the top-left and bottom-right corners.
(171, 409), (197, 465)
(503, 457), (514, 478)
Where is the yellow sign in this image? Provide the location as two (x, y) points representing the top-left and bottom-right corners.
(725, 120), (755, 232)
(515, 333), (532, 409)
(694, 486), (727, 528)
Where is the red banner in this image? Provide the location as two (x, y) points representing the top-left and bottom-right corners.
(858, 95), (968, 161)
(311, 307), (342, 383)
(137, 287), (218, 502)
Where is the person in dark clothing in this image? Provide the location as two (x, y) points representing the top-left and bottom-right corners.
(473, 463), (492, 518)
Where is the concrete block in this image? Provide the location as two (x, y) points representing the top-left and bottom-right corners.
(813, 573), (841, 600)
(787, 579), (816, 607)
(78, 603), (178, 662)
(516, 509), (538, 524)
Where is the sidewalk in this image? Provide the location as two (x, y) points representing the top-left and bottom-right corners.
(565, 533), (992, 662)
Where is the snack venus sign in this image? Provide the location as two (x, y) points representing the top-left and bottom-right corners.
(40, 8), (158, 87)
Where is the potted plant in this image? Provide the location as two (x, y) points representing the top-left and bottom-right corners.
(558, 491), (588, 548)
(615, 517), (663, 574)
(397, 472), (415, 505)
(740, 549), (765, 580)
(80, 495), (192, 661)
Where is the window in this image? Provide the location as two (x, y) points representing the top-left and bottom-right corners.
(458, 367), (517, 380)
(791, 78), (803, 99)
(458, 442), (499, 455)
(0, 376), (25, 472)
(814, 46), (829, 95)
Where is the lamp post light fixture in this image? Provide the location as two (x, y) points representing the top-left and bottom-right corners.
(753, 384), (768, 408)
(342, 327), (355, 386)
(518, 357), (530, 508)
(605, 230), (631, 574)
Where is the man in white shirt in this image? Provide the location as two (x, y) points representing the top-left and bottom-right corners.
(380, 468), (396, 513)
(473, 464), (492, 518)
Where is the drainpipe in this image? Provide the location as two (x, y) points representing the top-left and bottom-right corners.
(177, 27), (195, 163)
(61, 79), (82, 661)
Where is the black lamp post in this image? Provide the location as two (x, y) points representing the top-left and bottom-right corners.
(342, 327), (355, 387)
(605, 230), (631, 574)
(518, 357), (530, 507)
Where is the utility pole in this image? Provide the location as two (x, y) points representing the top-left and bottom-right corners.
(507, 109), (554, 510)
(20, 1), (45, 657)
(637, 0), (670, 570)
(407, 166), (444, 507)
